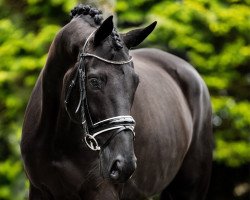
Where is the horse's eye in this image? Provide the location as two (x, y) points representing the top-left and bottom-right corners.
(89, 78), (102, 90)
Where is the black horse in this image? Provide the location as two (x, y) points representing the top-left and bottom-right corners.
(21, 4), (213, 200)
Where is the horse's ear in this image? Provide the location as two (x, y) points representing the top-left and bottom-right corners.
(122, 21), (157, 49)
(94, 16), (114, 46)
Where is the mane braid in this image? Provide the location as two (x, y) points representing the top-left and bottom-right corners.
(70, 4), (103, 25)
(70, 4), (123, 50)
(111, 28), (123, 50)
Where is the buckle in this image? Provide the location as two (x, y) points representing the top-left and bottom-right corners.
(84, 134), (100, 151)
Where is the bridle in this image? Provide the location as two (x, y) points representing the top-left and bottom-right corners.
(64, 30), (135, 151)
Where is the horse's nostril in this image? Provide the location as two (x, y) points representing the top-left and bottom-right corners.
(109, 156), (137, 182)
(110, 160), (121, 180)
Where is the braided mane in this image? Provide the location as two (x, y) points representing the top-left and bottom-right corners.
(70, 4), (123, 50)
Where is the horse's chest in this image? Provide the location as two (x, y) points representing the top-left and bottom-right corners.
(131, 67), (193, 194)
(133, 122), (192, 195)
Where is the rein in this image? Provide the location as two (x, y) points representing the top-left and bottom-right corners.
(64, 30), (135, 151)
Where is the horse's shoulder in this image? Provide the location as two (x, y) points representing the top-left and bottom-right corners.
(132, 48), (211, 116)
(133, 48), (205, 89)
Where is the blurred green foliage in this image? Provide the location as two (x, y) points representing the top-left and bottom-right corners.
(0, 0), (249, 199)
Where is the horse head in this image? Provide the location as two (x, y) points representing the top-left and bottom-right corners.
(64, 7), (156, 183)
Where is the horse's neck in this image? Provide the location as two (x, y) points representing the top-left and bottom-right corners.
(40, 36), (72, 121)
(42, 18), (94, 93)
(36, 21), (84, 140)
(40, 20), (94, 150)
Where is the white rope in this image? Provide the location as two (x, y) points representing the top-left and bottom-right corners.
(93, 115), (135, 127)
(82, 30), (96, 52)
(83, 53), (133, 65)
